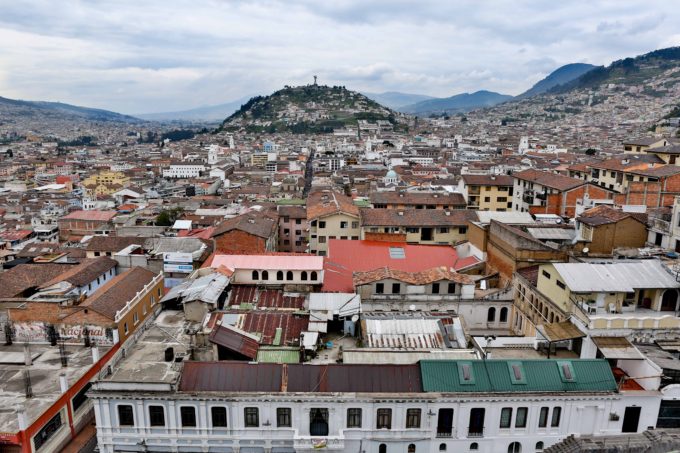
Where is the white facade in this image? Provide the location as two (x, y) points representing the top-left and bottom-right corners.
(163, 164), (206, 179)
(91, 387), (660, 453)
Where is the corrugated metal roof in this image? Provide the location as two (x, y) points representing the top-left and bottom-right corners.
(553, 260), (680, 293)
(363, 318), (447, 349)
(286, 364), (423, 393)
(162, 272), (230, 304)
(537, 321), (586, 342)
(592, 337), (645, 360)
(475, 211), (535, 225)
(526, 228), (576, 241)
(420, 359), (617, 393)
(179, 362), (282, 392)
(309, 293), (360, 317)
(209, 324), (260, 359)
(256, 347), (300, 364)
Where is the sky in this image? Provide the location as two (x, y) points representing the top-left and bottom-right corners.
(0, 0), (679, 115)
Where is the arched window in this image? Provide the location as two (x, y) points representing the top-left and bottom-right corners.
(379, 444), (387, 453)
(500, 307), (508, 323)
(301, 271), (308, 281)
(439, 444), (447, 451)
(508, 442), (522, 453)
(408, 444), (416, 453)
(470, 443), (478, 451)
(549, 312), (554, 323)
(487, 307), (496, 322)
(252, 270), (259, 280)
(311, 271), (318, 281)
(277, 271), (284, 281)
(535, 442), (544, 451)
(286, 271), (293, 281)
(543, 307), (548, 319)
(261, 270), (269, 280)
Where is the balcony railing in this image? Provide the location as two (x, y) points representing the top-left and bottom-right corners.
(436, 431), (453, 438)
(467, 429), (484, 438)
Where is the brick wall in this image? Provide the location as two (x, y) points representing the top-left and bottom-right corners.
(214, 230), (268, 254)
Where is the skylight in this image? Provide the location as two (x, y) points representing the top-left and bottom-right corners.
(389, 247), (405, 259)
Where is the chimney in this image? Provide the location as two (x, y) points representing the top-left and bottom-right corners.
(92, 346), (100, 363)
(24, 344), (32, 366)
(59, 373), (68, 393)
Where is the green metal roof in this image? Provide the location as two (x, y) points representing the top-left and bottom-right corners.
(420, 359), (617, 393)
(256, 347), (301, 364)
(275, 199), (306, 206)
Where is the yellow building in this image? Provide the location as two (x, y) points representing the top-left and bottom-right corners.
(458, 175), (514, 211)
(307, 191), (360, 256)
(81, 170), (130, 197)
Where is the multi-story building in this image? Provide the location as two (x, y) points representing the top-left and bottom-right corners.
(57, 210), (117, 241)
(163, 163), (206, 179)
(370, 191), (467, 210)
(359, 209), (475, 245)
(81, 170), (131, 198)
(90, 331), (662, 453)
(307, 191), (360, 256)
(458, 175), (514, 211)
(512, 169), (612, 217)
(278, 205), (307, 253)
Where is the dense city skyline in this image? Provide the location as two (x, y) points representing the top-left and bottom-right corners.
(1, 0), (680, 113)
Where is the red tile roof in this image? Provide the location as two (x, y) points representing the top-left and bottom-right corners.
(513, 169), (585, 191)
(61, 210), (117, 221)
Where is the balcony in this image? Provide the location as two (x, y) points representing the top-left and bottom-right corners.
(294, 436), (345, 450)
(436, 431), (453, 438)
(649, 217), (671, 233)
(467, 429), (484, 438)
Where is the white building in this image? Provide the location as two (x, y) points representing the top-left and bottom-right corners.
(163, 163), (206, 179)
(90, 331), (662, 453)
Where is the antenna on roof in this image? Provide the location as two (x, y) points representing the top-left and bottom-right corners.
(313, 75), (318, 86)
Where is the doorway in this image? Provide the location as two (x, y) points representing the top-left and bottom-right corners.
(622, 406), (641, 433)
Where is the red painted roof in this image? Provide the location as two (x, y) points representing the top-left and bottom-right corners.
(323, 240), (479, 292)
(178, 227), (216, 239)
(209, 324), (259, 359)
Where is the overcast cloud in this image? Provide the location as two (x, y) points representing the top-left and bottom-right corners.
(0, 0), (678, 114)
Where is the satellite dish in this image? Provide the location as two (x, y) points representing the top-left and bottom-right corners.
(409, 304), (416, 311)
(583, 247), (590, 254)
(351, 315), (359, 322)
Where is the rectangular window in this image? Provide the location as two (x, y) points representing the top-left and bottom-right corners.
(245, 407), (259, 427)
(515, 407), (528, 428)
(318, 236), (326, 243)
(458, 227), (467, 234)
(376, 408), (392, 429)
(376, 283), (384, 294)
(318, 221), (326, 229)
(340, 221), (348, 228)
(448, 283), (456, 294)
(556, 280), (566, 290)
(149, 406), (165, 427)
(392, 283), (401, 294)
(211, 407), (227, 427)
(277, 408), (292, 427)
(347, 408), (362, 428)
(351, 221), (359, 229)
(432, 282), (440, 294)
(33, 411), (62, 450)
(438, 227), (449, 233)
(500, 407), (512, 428)
(180, 406), (197, 427)
(538, 407), (549, 428)
(71, 383), (91, 413)
(542, 270), (551, 279)
(551, 407), (562, 427)
(406, 408), (421, 428)
(118, 405), (135, 426)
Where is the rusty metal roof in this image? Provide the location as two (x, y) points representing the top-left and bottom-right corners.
(286, 364), (422, 393)
(208, 324), (260, 359)
(179, 362), (282, 392)
(178, 362), (422, 393)
(536, 321), (586, 343)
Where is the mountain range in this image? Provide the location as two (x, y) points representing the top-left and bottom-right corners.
(136, 96), (253, 122)
(0, 96), (141, 123)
